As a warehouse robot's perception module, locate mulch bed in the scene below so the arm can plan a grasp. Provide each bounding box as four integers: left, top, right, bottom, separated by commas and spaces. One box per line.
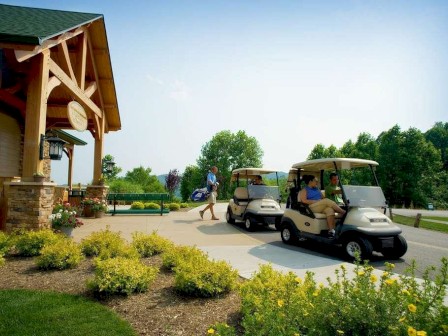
0, 255, 242, 335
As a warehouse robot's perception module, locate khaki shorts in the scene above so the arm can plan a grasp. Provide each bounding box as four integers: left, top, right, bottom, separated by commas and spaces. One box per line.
208, 191, 217, 204
309, 198, 337, 217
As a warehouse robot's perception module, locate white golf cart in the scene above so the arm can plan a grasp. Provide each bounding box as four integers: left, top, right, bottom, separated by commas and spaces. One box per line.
281, 158, 407, 260
226, 168, 284, 231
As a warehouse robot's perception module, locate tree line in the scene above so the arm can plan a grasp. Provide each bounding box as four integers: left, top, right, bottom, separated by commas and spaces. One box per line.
104, 122, 447, 209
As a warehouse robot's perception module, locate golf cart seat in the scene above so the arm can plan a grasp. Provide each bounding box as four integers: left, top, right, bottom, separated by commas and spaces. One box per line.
233, 187, 249, 205
296, 189, 344, 219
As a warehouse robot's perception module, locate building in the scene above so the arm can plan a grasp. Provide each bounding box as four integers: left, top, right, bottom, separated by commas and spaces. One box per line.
0, 4, 121, 231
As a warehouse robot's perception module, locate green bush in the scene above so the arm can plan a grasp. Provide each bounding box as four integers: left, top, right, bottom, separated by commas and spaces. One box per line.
161, 245, 208, 271
80, 228, 138, 259
88, 257, 158, 295
169, 203, 180, 211
12, 229, 61, 257
180, 203, 188, 208
239, 259, 448, 336
144, 202, 160, 210
0, 231, 12, 255
174, 257, 238, 297
36, 239, 84, 270
109, 179, 144, 194
0, 254, 5, 267
130, 201, 145, 210
131, 231, 174, 257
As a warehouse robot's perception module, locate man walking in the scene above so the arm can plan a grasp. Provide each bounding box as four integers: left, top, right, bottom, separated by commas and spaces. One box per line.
199, 166, 220, 220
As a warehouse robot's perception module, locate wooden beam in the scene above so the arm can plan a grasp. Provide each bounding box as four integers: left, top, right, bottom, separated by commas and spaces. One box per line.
46, 76, 61, 99
84, 81, 97, 98
57, 40, 77, 82
48, 58, 102, 119
14, 27, 85, 63
75, 30, 87, 90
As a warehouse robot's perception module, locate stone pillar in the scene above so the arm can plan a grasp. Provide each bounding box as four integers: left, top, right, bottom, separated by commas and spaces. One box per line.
85, 185, 109, 202
4, 181, 55, 232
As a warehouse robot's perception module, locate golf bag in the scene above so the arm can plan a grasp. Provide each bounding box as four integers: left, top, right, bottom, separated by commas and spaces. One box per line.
190, 187, 209, 202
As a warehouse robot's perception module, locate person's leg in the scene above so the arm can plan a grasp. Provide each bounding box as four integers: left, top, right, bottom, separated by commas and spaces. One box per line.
319, 199, 345, 215
210, 192, 219, 219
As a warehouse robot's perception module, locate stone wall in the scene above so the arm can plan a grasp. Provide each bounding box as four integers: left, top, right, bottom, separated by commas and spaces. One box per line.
85, 185, 109, 201
4, 181, 55, 231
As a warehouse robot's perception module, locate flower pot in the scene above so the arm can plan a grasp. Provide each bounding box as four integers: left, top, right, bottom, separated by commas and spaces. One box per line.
60, 226, 74, 236
34, 175, 45, 182
83, 204, 94, 218
94, 211, 105, 218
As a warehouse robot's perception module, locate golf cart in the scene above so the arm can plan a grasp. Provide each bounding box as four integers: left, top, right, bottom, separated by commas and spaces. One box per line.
226, 168, 284, 231
280, 158, 407, 260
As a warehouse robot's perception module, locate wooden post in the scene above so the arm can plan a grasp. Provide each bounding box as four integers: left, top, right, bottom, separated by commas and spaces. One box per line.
414, 213, 422, 228
389, 207, 393, 221
22, 50, 50, 180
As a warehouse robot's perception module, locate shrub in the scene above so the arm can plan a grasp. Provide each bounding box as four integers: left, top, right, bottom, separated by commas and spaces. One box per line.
207, 323, 236, 336
174, 257, 238, 297
161, 245, 208, 271
239, 258, 448, 336
169, 203, 180, 211
36, 239, 84, 270
131, 231, 174, 257
180, 203, 188, 208
0, 231, 12, 255
12, 229, 61, 257
130, 201, 145, 209
80, 228, 138, 259
88, 257, 158, 295
144, 202, 160, 210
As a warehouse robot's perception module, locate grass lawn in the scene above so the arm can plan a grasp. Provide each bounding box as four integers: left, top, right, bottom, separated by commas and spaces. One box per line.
0, 289, 136, 336
424, 216, 448, 221
392, 214, 448, 233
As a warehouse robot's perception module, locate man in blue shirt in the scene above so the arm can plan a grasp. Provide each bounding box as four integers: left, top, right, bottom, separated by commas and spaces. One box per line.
199, 166, 220, 220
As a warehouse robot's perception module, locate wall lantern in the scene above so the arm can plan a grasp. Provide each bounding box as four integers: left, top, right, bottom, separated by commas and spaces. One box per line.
102, 158, 116, 173
39, 134, 67, 160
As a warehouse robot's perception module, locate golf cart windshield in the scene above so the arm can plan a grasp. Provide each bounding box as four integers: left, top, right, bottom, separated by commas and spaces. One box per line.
343, 185, 387, 208
247, 185, 280, 201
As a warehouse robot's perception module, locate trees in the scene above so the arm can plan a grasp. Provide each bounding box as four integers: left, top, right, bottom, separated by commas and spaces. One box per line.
180, 165, 203, 202
425, 122, 448, 169
196, 130, 263, 199
165, 169, 181, 200
102, 154, 122, 181
125, 166, 164, 193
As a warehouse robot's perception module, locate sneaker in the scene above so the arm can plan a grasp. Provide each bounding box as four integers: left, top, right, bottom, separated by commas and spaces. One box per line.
328, 230, 335, 238
199, 210, 204, 219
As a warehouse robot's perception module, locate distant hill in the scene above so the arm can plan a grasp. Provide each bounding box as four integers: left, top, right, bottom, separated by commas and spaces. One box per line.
265, 171, 288, 180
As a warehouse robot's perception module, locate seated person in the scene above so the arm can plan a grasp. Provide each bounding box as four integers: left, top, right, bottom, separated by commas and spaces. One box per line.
251, 175, 265, 185
299, 174, 346, 237
325, 173, 343, 204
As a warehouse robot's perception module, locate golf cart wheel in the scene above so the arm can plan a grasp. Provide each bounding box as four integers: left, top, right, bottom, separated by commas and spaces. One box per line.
226, 207, 235, 224
281, 225, 297, 244
343, 236, 373, 261
244, 216, 255, 232
382, 235, 408, 259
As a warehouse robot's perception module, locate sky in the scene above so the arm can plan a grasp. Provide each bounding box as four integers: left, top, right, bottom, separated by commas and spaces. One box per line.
4, 0, 448, 184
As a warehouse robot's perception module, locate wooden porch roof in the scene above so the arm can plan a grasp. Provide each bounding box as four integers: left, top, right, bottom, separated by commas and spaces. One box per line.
0, 4, 121, 132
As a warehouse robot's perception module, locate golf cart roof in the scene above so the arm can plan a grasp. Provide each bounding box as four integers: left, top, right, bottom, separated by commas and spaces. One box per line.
231, 168, 280, 181
292, 158, 379, 172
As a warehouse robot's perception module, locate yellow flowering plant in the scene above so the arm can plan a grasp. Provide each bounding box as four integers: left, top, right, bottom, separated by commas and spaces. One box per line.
232, 257, 448, 336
